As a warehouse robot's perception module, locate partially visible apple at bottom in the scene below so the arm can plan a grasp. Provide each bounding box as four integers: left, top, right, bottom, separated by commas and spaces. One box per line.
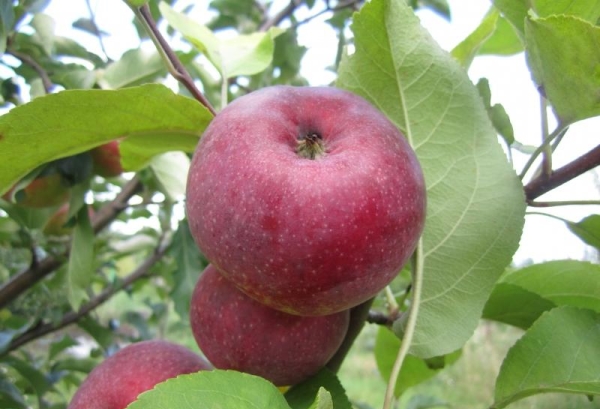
67, 340, 212, 409
190, 264, 350, 386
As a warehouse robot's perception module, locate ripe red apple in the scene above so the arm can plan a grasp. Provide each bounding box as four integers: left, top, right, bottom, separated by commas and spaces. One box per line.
190, 264, 350, 386
68, 340, 212, 409
91, 141, 123, 177
2, 173, 70, 208
186, 86, 426, 315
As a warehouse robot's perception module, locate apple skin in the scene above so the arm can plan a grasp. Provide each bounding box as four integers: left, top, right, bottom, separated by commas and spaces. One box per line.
68, 340, 212, 409
190, 264, 350, 386
91, 141, 123, 177
186, 86, 426, 315
2, 173, 70, 208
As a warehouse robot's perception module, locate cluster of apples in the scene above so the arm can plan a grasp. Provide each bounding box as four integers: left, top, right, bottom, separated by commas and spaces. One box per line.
67, 86, 426, 408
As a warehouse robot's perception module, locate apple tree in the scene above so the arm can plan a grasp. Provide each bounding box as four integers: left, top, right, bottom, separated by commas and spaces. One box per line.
0, 0, 599, 408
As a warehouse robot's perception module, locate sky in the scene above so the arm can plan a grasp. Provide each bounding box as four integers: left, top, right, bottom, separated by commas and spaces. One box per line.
39, 0, 600, 265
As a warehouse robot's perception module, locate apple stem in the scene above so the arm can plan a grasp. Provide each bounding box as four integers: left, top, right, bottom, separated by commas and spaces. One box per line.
296, 132, 326, 159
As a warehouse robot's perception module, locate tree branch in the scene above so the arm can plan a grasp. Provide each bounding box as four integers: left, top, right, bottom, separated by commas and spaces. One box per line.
524, 144, 600, 202
84, 0, 111, 62
3, 241, 169, 354
7, 50, 53, 94
0, 177, 143, 309
325, 298, 373, 373
134, 5, 217, 116
259, 0, 302, 31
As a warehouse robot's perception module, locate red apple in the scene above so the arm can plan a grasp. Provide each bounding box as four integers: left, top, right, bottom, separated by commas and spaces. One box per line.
3, 173, 70, 208
91, 141, 123, 177
186, 86, 426, 315
43, 204, 95, 236
68, 340, 212, 409
190, 265, 349, 386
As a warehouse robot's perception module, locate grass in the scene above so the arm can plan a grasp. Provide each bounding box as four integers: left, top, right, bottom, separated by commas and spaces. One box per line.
338, 321, 600, 409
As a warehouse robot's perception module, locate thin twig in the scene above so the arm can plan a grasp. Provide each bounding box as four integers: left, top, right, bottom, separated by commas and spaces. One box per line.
134, 5, 217, 116
7, 50, 53, 94
293, 0, 363, 28
540, 96, 552, 177
524, 144, 600, 201
259, 0, 302, 31
519, 126, 568, 181
84, 0, 111, 61
527, 200, 600, 207
0, 177, 143, 309
3, 241, 169, 354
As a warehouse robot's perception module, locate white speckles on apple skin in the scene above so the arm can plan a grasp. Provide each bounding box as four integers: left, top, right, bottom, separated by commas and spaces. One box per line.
190, 265, 350, 386
186, 86, 426, 316
67, 340, 211, 409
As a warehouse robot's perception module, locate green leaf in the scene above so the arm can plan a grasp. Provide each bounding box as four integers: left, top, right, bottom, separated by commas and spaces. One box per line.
149, 152, 190, 201
452, 9, 499, 68
478, 15, 524, 56
160, 2, 283, 78
0, 2, 14, 55
525, 15, 600, 124
77, 317, 114, 351
566, 215, 600, 250
482, 282, 556, 329
503, 260, 600, 313
476, 79, 514, 145
1, 356, 52, 398
0, 322, 32, 355
285, 368, 351, 409
374, 327, 460, 397
0, 84, 212, 195
0, 377, 27, 409
168, 220, 206, 320
49, 335, 79, 360
493, 0, 600, 36
492, 0, 529, 35
533, 0, 600, 24
307, 388, 333, 409
127, 370, 291, 409
101, 48, 166, 89
493, 306, 600, 408
67, 205, 94, 310
337, 0, 525, 358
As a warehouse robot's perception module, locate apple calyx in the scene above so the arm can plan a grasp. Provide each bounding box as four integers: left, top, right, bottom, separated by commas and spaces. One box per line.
296, 132, 325, 159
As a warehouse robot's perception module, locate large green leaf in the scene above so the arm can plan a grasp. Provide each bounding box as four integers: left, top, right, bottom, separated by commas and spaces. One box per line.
0, 84, 212, 195
482, 282, 556, 329
126, 370, 291, 409
493, 306, 600, 408
159, 3, 282, 79
503, 260, 600, 313
337, 0, 525, 358
374, 327, 460, 397
526, 15, 600, 124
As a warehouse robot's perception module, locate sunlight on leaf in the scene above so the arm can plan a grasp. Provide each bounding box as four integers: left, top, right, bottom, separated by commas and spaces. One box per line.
337, 0, 525, 358
493, 306, 600, 408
